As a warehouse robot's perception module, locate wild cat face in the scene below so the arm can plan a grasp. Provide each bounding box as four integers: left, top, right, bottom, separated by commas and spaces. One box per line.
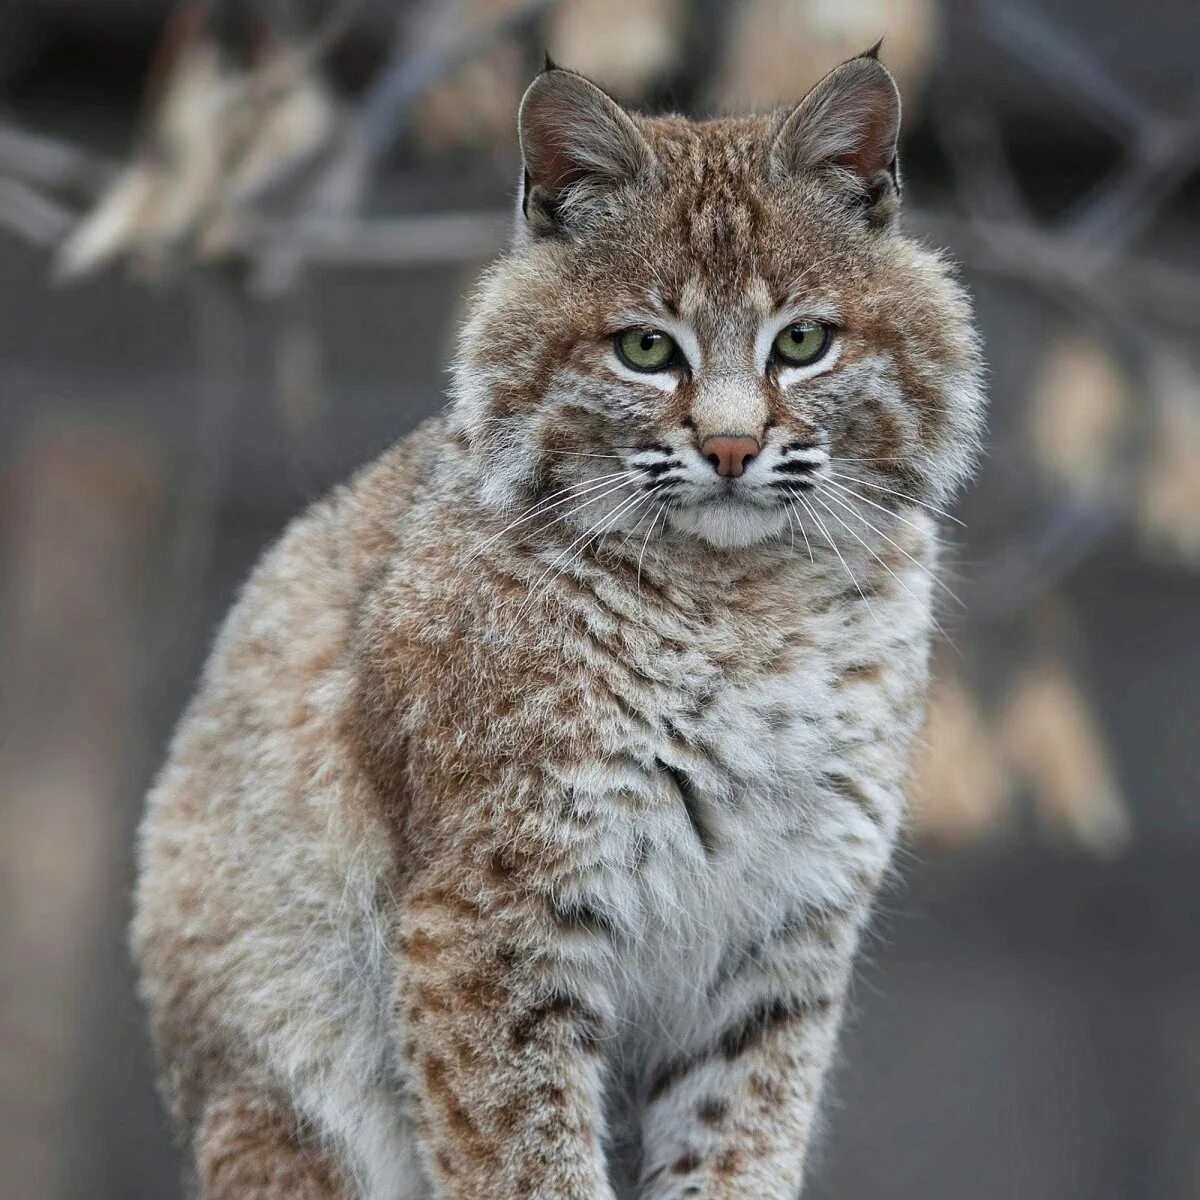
450, 53, 984, 551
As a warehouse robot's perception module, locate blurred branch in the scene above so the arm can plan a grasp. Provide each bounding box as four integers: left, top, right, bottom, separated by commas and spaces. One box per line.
913, 211, 1200, 333
0, 179, 77, 247
965, 502, 1118, 620
150, 269, 247, 662
978, 0, 1200, 257
0, 121, 116, 196
355, 0, 560, 159
1067, 109, 1200, 252
239, 209, 508, 266
979, 0, 1153, 135
935, 107, 1034, 225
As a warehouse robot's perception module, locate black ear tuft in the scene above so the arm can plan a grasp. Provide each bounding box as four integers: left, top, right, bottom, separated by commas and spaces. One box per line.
542, 50, 560, 73
861, 38, 885, 62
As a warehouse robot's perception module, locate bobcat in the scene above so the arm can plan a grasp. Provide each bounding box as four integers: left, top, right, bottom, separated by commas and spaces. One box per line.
134, 50, 984, 1199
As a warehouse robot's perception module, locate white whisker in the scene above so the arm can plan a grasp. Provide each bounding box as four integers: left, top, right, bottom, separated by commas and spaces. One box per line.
816, 484, 965, 608
465, 470, 644, 566
806, 490, 957, 649
785, 496, 815, 563
791, 489, 875, 622
615, 492, 659, 554
637, 502, 668, 595
821, 474, 949, 541
826, 468, 965, 527
518, 487, 647, 619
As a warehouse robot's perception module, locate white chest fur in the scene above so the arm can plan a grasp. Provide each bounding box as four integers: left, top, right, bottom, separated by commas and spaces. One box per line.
545, 640, 897, 1052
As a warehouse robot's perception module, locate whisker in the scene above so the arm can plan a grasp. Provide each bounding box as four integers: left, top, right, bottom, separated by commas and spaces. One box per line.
790, 489, 876, 622
826, 469, 966, 527
637, 502, 668, 595
807, 491, 958, 650
815, 484, 965, 608
465, 470, 644, 565
785, 496, 814, 563
540, 450, 628, 460
518, 488, 647, 619
820, 475, 949, 541
615, 491, 659, 554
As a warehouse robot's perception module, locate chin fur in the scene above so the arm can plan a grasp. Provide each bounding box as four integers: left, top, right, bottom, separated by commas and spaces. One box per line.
667, 503, 790, 549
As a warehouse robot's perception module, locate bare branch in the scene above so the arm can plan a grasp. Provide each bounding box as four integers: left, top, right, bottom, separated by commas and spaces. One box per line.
1066, 110, 1200, 252
0, 179, 78, 247
239, 209, 509, 267
912, 210, 1200, 334
0, 121, 116, 196
979, 0, 1153, 135
356, 0, 562, 159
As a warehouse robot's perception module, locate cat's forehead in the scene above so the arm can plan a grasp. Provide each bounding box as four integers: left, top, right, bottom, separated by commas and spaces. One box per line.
636, 114, 772, 177
610, 114, 844, 316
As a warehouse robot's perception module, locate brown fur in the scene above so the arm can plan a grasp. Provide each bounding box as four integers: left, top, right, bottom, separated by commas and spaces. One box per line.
134, 55, 983, 1199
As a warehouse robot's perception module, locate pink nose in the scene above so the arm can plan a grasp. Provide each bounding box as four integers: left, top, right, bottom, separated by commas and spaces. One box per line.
700, 435, 760, 478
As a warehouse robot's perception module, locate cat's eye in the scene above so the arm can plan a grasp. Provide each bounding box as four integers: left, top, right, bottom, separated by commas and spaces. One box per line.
615, 328, 679, 373
772, 321, 833, 368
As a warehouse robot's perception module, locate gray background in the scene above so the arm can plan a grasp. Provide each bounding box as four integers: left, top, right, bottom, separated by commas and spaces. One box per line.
1, 2, 1197, 1197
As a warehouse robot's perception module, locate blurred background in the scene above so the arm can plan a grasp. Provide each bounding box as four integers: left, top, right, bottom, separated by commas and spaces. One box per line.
1, 1, 1198, 1197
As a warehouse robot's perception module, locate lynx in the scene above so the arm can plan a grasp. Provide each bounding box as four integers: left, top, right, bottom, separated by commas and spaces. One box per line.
134, 50, 983, 1199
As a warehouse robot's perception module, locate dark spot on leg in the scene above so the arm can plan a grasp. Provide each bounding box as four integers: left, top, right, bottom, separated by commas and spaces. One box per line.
510, 992, 605, 1053
718, 994, 831, 1061
712, 1147, 743, 1177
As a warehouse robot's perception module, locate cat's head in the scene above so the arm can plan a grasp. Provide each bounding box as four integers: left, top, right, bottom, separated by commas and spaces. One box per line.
450, 51, 983, 551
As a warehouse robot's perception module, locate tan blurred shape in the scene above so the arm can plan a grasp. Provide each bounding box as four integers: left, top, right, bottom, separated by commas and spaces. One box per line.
57, 8, 343, 279
913, 646, 1132, 856
709, 0, 939, 115
1136, 348, 1200, 565
0, 425, 164, 1199
409, 0, 530, 156
910, 665, 1011, 845
547, 0, 687, 101
411, 0, 688, 157
1029, 331, 1131, 504
1000, 657, 1132, 855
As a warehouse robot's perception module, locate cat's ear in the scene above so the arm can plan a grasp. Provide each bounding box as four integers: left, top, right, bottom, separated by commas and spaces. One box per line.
517, 65, 653, 236
768, 47, 902, 224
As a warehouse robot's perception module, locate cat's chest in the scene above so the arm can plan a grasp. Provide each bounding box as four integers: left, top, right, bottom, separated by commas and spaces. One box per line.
568, 640, 852, 1001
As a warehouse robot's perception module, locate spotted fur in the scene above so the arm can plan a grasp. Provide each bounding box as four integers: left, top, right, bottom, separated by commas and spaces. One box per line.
134, 51, 983, 1199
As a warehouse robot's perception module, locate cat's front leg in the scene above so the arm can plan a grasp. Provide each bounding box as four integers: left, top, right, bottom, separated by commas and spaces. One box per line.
398, 880, 617, 1200
637, 973, 850, 1200
636, 769, 897, 1198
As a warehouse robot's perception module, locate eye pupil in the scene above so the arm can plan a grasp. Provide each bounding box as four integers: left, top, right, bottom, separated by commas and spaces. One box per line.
641, 334, 655, 351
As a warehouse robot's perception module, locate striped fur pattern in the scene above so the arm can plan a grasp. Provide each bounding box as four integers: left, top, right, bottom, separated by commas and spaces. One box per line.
133, 52, 984, 1200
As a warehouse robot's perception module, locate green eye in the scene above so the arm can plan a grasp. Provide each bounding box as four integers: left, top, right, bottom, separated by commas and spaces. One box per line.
773, 321, 833, 367
615, 328, 678, 372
